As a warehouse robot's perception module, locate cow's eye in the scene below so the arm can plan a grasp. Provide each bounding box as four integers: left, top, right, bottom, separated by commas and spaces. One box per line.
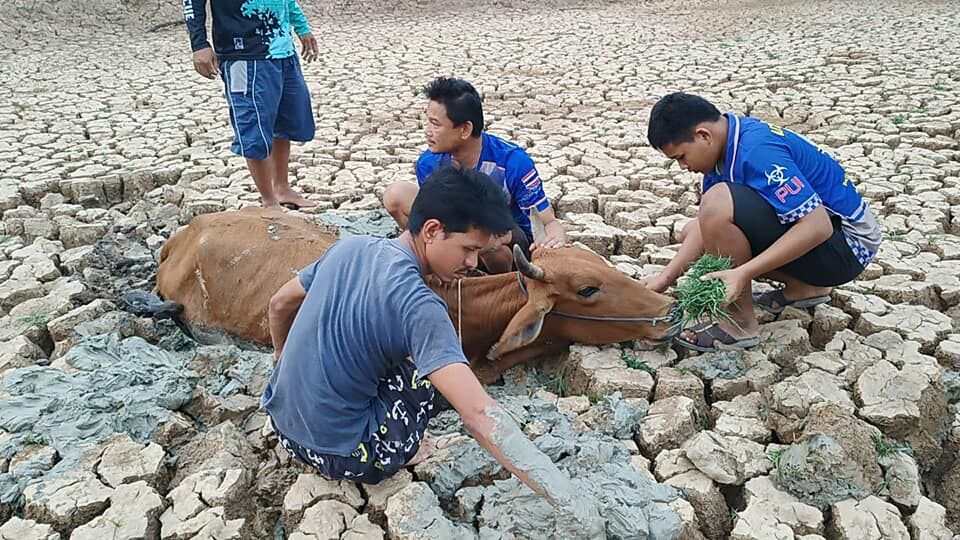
577, 286, 600, 298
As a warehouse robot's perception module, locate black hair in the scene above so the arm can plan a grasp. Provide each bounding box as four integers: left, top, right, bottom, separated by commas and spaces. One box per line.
647, 93, 722, 149
408, 166, 513, 236
422, 76, 484, 137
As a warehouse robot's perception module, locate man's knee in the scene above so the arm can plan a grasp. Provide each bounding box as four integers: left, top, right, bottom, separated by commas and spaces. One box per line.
678, 219, 699, 242
698, 183, 734, 227
383, 181, 418, 214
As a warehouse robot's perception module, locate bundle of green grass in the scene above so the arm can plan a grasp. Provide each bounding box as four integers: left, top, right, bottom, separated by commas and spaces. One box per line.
672, 254, 736, 327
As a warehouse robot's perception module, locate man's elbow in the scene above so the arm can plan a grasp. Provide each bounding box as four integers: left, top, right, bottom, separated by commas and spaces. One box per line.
802, 209, 834, 245
460, 410, 483, 436
816, 217, 834, 244
459, 400, 497, 436
268, 292, 297, 321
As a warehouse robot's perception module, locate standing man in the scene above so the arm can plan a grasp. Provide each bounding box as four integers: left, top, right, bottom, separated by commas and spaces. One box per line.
383, 77, 567, 274
264, 167, 602, 534
643, 93, 881, 352
184, 0, 319, 209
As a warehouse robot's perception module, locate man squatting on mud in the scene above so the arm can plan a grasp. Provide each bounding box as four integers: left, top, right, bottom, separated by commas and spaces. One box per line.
263, 168, 604, 534
642, 93, 880, 352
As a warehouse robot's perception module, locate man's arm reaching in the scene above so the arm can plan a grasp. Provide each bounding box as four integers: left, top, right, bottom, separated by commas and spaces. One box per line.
427, 362, 604, 534
642, 218, 704, 292
268, 277, 307, 361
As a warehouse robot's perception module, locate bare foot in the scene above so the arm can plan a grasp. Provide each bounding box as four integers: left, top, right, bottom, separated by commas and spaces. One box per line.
404, 437, 435, 467
275, 188, 319, 209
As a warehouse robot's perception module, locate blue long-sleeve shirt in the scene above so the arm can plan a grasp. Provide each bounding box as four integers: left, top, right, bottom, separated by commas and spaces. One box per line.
183, 0, 311, 60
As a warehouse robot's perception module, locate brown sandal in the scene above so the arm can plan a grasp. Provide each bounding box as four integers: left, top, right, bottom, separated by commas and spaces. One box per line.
675, 323, 760, 353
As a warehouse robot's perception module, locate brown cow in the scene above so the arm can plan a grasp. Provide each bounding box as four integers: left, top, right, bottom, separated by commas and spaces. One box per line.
156, 207, 678, 380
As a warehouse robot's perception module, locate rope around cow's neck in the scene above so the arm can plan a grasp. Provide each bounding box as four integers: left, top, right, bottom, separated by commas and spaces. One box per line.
514, 270, 681, 326
449, 272, 678, 351
457, 278, 463, 346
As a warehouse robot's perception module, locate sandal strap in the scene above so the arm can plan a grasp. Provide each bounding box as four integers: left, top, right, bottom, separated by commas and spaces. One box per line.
683, 323, 735, 348
702, 323, 741, 345
754, 289, 788, 310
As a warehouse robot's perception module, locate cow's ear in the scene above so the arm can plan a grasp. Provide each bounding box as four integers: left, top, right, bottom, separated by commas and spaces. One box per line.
488, 296, 554, 359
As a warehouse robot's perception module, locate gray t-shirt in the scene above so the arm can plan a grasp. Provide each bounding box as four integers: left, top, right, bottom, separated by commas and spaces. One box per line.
262, 235, 468, 456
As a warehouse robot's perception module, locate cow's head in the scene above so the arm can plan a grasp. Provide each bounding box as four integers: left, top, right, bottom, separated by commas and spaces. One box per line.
488, 244, 679, 359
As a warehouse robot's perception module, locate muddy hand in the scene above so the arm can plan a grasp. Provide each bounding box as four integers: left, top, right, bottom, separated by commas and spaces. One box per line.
554, 496, 605, 539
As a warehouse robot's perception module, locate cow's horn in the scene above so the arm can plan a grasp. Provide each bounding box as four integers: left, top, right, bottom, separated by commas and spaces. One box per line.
513, 244, 544, 280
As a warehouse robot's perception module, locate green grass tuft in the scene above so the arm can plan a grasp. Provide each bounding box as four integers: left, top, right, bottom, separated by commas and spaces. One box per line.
554, 371, 568, 398
874, 435, 913, 458
621, 350, 654, 374
766, 448, 783, 468
672, 254, 736, 327
22, 433, 45, 446
18, 311, 49, 329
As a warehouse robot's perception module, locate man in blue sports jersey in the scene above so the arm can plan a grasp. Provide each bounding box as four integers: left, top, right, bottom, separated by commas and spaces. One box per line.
642, 93, 881, 352
383, 77, 567, 274
184, 0, 319, 210
264, 167, 603, 533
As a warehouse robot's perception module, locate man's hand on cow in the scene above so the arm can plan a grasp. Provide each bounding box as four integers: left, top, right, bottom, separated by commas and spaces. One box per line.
192, 47, 219, 79
640, 272, 674, 293
700, 267, 751, 305
531, 220, 567, 251
299, 33, 319, 63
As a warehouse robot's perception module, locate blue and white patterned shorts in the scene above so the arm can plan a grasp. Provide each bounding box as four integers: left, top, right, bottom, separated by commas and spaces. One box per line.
273, 360, 435, 485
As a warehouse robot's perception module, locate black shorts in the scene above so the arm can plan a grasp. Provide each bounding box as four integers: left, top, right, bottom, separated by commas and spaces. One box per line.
272, 360, 435, 484
728, 182, 865, 287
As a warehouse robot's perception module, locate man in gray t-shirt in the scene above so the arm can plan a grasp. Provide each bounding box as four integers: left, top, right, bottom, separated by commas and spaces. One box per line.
263, 167, 603, 533
262, 233, 467, 470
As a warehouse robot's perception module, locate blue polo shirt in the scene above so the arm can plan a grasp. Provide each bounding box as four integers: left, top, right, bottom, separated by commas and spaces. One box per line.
416, 132, 551, 238
703, 113, 882, 267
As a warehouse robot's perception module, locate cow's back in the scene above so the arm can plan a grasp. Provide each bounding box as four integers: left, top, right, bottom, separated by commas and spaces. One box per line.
156, 207, 337, 344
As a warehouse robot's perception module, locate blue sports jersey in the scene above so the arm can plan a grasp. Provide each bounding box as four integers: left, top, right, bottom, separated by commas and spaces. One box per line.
703, 113, 882, 267
415, 132, 550, 238
184, 0, 310, 60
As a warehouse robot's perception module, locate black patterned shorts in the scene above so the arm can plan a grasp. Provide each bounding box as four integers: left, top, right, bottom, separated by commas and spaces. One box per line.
272, 360, 435, 484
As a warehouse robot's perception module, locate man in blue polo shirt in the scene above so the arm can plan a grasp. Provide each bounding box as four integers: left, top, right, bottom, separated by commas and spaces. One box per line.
184, 0, 319, 209
642, 93, 881, 352
383, 77, 567, 274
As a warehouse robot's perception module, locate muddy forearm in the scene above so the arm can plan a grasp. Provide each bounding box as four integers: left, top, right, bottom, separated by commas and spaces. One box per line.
464, 405, 605, 535
463, 404, 572, 504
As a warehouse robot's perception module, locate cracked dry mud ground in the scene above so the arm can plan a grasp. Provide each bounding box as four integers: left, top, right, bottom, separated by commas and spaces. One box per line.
1, 1, 959, 539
